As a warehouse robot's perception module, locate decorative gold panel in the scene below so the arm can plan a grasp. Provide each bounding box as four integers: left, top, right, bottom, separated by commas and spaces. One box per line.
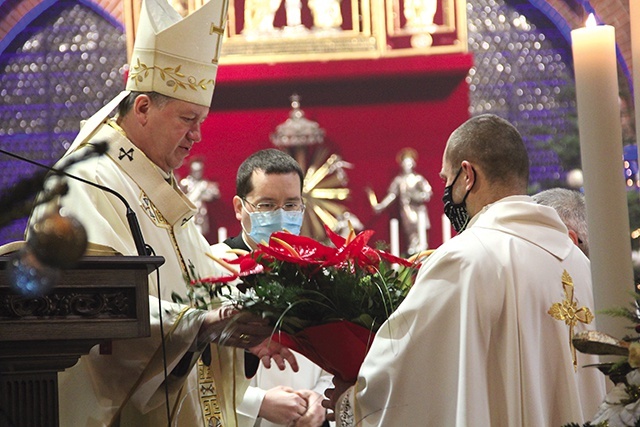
124, 0, 466, 65
381, 0, 466, 57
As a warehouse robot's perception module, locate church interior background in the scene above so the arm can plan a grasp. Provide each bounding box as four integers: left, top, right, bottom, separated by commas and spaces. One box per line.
0, 0, 637, 257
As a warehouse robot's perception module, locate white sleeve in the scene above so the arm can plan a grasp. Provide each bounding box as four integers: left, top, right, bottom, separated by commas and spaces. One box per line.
236, 385, 267, 427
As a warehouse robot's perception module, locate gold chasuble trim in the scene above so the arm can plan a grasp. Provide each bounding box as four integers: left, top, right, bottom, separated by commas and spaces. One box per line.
102, 126, 196, 227
102, 125, 196, 275
198, 359, 224, 426
548, 270, 594, 371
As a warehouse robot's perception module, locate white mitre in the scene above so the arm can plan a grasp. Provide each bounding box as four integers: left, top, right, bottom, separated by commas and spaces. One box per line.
66, 0, 228, 154
127, 0, 228, 107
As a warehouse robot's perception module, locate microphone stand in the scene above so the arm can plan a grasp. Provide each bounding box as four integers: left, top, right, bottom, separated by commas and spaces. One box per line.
0, 144, 149, 256
1, 144, 172, 424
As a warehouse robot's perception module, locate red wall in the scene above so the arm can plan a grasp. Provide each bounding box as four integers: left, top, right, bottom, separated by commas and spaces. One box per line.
179, 53, 473, 251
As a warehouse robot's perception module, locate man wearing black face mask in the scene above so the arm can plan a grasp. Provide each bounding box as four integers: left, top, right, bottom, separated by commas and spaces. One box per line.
441, 166, 474, 233
324, 114, 605, 427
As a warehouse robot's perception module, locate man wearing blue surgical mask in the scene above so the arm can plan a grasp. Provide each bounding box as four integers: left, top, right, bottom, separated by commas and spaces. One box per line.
213, 148, 332, 427
226, 149, 305, 250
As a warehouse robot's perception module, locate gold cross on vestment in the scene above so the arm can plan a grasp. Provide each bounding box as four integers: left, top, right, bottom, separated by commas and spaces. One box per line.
548, 270, 594, 371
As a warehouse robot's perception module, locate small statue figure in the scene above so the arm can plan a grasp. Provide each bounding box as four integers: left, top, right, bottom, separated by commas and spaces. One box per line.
308, 0, 343, 31
243, 0, 306, 36
367, 148, 432, 255
403, 0, 438, 31
243, 0, 281, 35
180, 159, 220, 235
284, 0, 305, 31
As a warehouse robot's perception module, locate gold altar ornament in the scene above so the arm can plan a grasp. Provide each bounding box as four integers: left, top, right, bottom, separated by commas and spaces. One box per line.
124, 0, 466, 64
271, 95, 353, 239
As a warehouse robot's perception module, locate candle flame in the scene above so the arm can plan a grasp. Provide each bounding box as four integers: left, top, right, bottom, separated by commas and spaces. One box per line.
585, 13, 597, 28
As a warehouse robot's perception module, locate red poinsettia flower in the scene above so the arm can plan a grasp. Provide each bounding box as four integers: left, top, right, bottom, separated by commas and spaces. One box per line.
189, 224, 422, 383
255, 231, 338, 266
226, 254, 267, 276
323, 225, 415, 269
194, 252, 268, 286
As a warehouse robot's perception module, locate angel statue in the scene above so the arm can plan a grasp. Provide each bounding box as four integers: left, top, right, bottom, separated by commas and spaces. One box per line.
403, 0, 438, 31
180, 158, 220, 235
367, 148, 432, 255
309, 0, 343, 32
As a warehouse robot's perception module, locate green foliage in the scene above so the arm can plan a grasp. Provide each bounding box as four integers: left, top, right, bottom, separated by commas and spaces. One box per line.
228, 258, 417, 335
599, 305, 639, 323
173, 260, 230, 310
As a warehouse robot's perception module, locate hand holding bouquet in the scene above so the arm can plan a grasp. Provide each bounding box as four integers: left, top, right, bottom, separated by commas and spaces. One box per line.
195, 226, 422, 381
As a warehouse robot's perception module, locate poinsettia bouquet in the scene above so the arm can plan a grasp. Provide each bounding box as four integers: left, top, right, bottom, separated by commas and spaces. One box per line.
194, 225, 422, 381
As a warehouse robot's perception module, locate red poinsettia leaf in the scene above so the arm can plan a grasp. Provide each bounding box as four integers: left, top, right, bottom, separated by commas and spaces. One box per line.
258, 244, 316, 266
271, 231, 337, 260
257, 232, 336, 266
222, 253, 268, 276
376, 248, 415, 267
324, 224, 414, 268
323, 230, 376, 268
324, 224, 346, 247
238, 258, 266, 276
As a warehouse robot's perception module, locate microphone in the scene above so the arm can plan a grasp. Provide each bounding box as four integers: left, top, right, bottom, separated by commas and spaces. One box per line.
0, 142, 149, 256
0, 142, 107, 227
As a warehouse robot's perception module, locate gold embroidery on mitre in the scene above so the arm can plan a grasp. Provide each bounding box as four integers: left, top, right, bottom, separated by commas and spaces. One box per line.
129, 58, 215, 92
548, 270, 594, 371
198, 359, 223, 427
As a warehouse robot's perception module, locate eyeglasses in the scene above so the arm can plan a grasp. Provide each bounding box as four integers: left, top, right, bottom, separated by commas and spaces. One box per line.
241, 198, 305, 213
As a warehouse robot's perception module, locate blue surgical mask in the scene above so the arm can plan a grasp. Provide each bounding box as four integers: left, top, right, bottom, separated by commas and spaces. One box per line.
245, 209, 304, 245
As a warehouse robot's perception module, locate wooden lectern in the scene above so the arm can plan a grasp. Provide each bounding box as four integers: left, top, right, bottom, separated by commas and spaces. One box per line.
0, 255, 164, 427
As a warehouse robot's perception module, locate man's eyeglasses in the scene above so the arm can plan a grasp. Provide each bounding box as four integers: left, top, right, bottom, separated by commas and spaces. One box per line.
241, 198, 305, 213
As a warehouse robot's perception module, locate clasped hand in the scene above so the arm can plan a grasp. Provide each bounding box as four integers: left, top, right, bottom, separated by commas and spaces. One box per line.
259, 386, 326, 427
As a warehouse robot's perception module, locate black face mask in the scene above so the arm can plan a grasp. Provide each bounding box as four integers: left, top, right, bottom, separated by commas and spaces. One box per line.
442, 167, 472, 233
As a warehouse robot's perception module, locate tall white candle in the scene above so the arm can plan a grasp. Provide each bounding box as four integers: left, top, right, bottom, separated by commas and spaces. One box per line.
417, 211, 428, 250
217, 226, 227, 243
571, 15, 634, 337
390, 218, 400, 257
441, 214, 451, 242
632, 0, 640, 168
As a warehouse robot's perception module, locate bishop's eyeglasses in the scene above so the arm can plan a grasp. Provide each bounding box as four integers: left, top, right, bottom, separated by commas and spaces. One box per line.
241, 198, 305, 213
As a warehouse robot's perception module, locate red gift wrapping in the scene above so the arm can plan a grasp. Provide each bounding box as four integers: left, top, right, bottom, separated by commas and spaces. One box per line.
272, 320, 375, 383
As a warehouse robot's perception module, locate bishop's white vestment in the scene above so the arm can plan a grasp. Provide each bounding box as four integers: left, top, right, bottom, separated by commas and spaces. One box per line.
336, 196, 606, 426
29, 122, 248, 427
